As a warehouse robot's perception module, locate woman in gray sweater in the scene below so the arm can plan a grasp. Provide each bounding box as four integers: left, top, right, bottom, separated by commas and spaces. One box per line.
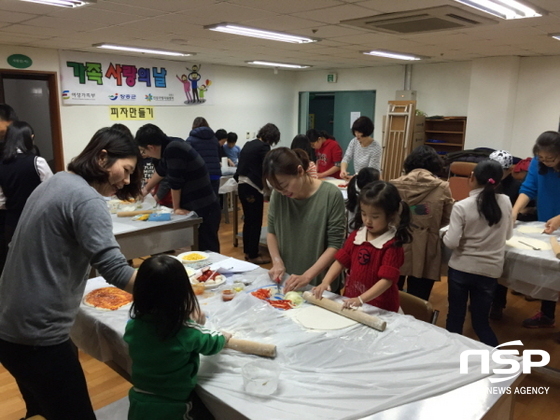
0, 127, 142, 420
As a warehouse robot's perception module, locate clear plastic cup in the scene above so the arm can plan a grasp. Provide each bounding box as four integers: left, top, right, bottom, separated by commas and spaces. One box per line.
242, 360, 280, 396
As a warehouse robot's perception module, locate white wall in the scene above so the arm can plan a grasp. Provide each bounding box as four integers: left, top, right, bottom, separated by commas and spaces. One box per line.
3, 44, 560, 163
411, 61, 472, 116
294, 66, 405, 141
511, 56, 560, 158
0, 45, 297, 165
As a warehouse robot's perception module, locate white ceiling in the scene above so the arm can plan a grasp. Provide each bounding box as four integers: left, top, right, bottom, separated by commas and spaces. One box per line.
1, 0, 560, 69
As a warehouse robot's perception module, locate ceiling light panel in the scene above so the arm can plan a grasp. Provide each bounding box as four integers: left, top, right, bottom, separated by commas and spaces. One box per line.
454, 0, 545, 20
363, 50, 426, 61
19, 0, 95, 8
246, 61, 310, 69
94, 44, 192, 57
206, 23, 318, 44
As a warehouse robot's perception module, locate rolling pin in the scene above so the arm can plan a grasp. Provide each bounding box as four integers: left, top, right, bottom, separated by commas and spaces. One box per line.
116, 209, 155, 217
550, 237, 560, 259
226, 338, 277, 358
302, 291, 386, 332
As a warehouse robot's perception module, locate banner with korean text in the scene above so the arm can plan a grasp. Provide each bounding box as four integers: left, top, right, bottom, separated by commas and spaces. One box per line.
59, 50, 214, 106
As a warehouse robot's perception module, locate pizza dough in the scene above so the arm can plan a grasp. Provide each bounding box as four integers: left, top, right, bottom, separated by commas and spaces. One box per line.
517, 225, 545, 234
506, 236, 551, 251
83, 287, 133, 311
294, 305, 358, 330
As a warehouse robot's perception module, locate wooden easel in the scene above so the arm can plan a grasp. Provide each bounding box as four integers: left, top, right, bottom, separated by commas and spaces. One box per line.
381, 100, 416, 181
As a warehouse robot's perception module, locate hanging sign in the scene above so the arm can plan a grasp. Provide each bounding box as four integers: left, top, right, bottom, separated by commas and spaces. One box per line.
109, 106, 154, 121
7, 54, 32, 69
59, 50, 214, 106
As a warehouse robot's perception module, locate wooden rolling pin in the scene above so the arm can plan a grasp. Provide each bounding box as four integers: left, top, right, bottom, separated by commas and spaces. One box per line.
116, 209, 155, 217
302, 291, 386, 332
226, 338, 277, 358
550, 237, 560, 259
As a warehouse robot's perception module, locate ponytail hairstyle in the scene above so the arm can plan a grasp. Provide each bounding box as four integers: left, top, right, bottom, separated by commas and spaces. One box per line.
262, 147, 309, 193
532, 131, 560, 175
346, 167, 380, 214
353, 181, 412, 246
473, 159, 504, 226
290, 134, 315, 162
130, 255, 200, 341
2, 121, 34, 162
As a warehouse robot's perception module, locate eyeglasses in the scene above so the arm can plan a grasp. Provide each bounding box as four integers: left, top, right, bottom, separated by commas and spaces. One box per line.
538, 155, 559, 163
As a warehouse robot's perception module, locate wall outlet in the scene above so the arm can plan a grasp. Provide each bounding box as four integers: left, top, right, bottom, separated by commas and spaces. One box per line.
246, 132, 250, 139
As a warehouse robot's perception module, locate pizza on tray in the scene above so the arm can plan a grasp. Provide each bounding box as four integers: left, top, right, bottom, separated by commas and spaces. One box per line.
83, 287, 132, 311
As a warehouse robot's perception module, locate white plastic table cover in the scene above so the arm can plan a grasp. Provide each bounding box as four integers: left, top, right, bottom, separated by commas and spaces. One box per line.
500, 221, 560, 301
71, 253, 512, 420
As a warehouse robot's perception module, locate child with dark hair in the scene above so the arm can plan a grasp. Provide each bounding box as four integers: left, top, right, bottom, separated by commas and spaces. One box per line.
291, 134, 317, 178
391, 145, 454, 301
223, 131, 240, 166
346, 167, 380, 232
313, 181, 412, 312
290, 134, 316, 162
444, 160, 513, 346
125, 255, 230, 420
307, 129, 342, 179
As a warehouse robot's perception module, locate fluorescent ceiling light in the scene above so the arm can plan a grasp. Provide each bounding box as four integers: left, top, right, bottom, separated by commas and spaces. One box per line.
246, 61, 310, 69
363, 50, 425, 61
454, 0, 544, 20
19, 0, 94, 7
206, 23, 318, 44
94, 44, 193, 57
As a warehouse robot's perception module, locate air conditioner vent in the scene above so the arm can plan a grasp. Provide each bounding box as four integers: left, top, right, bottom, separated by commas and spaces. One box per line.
341, 5, 497, 34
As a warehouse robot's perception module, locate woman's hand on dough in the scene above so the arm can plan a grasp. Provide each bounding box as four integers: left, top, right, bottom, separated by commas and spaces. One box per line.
544, 215, 560, 234
284, 274, 311, 293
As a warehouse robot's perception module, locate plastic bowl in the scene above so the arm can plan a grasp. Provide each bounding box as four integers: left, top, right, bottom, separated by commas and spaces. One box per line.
242, 360, 280, 396
192, 283, 205, 295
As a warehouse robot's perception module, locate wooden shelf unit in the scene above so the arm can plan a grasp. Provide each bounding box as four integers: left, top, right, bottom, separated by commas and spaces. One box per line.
424, 117, 466, 156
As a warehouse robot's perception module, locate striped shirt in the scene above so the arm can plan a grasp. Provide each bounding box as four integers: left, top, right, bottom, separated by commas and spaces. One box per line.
342, 138, 382, 172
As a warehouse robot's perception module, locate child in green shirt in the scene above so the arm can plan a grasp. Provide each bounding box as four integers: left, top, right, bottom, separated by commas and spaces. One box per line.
124, 255, 230, 420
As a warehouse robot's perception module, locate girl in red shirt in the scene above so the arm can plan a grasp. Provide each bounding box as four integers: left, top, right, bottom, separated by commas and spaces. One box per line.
313, 181, 411, 312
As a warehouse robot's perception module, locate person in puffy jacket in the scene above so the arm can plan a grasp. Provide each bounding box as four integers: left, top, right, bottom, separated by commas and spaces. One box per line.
391, 145, 454, 301
187, 117, 221, 198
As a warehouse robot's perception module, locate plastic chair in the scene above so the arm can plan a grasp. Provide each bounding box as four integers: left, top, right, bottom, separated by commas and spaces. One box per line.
399, 291, 439, 324
448, 161, 477, 201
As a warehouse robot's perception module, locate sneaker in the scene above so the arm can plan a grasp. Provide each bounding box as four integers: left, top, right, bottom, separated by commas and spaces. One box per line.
489, 305, 503, 321
522, 312, 555, 328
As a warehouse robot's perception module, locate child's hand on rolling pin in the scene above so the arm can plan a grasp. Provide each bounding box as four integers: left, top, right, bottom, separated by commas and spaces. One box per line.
342, 297, 363, 309
311, 283, 330, 300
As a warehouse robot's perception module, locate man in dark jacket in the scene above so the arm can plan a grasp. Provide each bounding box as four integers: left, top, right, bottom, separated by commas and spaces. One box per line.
136, 123, 221, 253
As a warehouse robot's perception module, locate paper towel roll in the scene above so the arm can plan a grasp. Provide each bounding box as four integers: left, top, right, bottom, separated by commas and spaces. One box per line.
221, 157, 228, 168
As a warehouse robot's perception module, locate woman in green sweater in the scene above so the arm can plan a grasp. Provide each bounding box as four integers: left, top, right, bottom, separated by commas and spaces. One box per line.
264, 147, 346, 292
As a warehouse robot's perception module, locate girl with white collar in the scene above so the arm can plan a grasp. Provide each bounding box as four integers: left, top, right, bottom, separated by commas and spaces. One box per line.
313, 181, 411, 312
